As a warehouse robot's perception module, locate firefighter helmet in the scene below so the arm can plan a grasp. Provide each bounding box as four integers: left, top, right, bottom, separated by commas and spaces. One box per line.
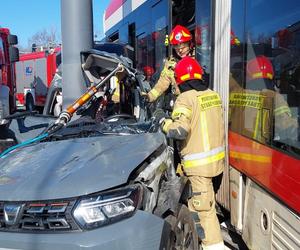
174, 57, 204, 85
169, 25, 192, 45
247, 55, 274, 80
143, 66, 154, 77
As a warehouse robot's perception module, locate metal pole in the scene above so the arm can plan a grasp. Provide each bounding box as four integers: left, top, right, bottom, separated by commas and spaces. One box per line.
61, 0, 93, 109
212, 0, 231, 211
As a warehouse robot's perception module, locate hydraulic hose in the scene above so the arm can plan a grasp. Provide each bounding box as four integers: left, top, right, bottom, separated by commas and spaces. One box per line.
0, 132, 49, 158
0, 63, 126, 159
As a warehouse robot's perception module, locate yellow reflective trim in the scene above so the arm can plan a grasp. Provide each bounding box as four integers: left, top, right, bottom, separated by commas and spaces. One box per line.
198, 93, 222, 110
180, 73, 202, 82
230, 151, 271, 163
251, 72, 273, 80
183, 151, 225, 168
253, 109, 261, 140
200, 111, 210, 151
262, 109, 269, 136
172, 107, 192, 119
274, 106, 291, 116
266, 73, 273, 79
180, 74, 190, 81
182, 30, 191, 38
194, 73, 202, 79
150, 89, 160, 98
252, 72, 262, 79
229, 92, 264, 109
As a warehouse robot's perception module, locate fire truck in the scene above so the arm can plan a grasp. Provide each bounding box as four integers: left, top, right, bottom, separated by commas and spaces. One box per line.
0, 27, 19, 118
104, 0, 300, 249
15, 47, 61, 112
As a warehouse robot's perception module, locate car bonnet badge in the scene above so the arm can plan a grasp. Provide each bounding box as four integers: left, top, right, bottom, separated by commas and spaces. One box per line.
4, 204, 24, 226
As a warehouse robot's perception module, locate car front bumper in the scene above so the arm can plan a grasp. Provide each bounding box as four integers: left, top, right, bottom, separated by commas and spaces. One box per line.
0, 211, 170, 250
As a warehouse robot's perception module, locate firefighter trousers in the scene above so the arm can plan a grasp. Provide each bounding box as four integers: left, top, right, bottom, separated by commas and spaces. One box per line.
188, 175, 224, 248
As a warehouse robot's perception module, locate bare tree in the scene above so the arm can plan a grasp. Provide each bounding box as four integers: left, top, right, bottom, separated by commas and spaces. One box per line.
28, 27, 60, 51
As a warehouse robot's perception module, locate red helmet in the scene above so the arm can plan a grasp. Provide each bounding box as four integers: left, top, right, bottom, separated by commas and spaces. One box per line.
169, 25, 192, 45
174, 57, 204, 85
246, 56, 274, 81
143, 66, 154, 77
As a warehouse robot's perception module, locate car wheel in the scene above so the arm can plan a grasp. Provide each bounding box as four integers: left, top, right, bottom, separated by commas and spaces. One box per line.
165, 204, 199, 250
26, 94, 35, 111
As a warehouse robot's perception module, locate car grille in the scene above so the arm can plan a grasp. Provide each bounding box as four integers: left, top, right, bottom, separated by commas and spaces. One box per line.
0, 199, 80, 232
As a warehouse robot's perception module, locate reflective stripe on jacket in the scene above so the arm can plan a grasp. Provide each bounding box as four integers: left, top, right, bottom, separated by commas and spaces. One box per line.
165, 89, 225, 177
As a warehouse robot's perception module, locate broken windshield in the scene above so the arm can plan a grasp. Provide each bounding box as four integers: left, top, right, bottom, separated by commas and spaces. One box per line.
44, 116, 156, 141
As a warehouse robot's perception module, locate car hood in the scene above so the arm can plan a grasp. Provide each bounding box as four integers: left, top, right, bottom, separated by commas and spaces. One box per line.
0, 133, 165, 201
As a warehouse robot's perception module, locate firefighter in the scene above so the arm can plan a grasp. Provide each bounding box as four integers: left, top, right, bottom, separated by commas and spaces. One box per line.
161, 57, 225, 249
142, 25, 194, 103
229, 55, 298, 144
143, 65, 155, 82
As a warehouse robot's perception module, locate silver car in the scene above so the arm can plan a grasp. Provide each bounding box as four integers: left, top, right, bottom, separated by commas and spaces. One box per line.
0, 49, 198, 250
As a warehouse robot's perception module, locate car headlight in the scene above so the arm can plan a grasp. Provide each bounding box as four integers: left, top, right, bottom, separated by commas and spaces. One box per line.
73, 184, 142, 230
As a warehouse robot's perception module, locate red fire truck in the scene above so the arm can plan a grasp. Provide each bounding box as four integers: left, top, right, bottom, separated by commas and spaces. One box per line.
15, 47, 61, 112
0, 27, 19, 118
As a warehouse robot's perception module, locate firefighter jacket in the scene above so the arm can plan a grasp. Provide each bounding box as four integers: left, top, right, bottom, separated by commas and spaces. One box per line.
229, 88, 297, 144
110, 76, 120, 103
148, 51, 195, 102
164, 89, 225, 177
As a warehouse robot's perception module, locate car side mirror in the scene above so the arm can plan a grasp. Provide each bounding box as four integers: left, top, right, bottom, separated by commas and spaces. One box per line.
9, 46, 19, 62
7, 35, 18, 45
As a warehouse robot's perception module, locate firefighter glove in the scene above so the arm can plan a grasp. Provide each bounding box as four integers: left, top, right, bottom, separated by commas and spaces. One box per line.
161, 118, 172, 133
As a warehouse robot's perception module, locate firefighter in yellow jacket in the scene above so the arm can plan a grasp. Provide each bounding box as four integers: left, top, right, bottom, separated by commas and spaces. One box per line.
143, 25, 194, 102
229, 55, 298, 144
162, 57, 225, 249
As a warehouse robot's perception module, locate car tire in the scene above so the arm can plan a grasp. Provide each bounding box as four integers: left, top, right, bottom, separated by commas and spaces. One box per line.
165, 204, 199, 250
26, 94, 35, 112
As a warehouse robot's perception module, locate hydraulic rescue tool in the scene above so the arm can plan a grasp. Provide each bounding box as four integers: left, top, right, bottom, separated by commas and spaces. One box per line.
0, 62, 127, 158
45, 63, 125, 134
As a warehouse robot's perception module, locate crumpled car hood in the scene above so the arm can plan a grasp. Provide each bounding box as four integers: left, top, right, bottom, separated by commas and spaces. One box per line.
0, 133, 165, 201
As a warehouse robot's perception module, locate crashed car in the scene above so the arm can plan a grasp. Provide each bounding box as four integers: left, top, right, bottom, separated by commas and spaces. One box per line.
0, 49, 199, 249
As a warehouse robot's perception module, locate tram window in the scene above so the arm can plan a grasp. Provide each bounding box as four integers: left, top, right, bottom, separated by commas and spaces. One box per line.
108, 32, 119, 43
152, 28, 168, 81
172, 0, 195, 27
229, 0, 300, 157
151, 2, 168, 85
136, 26, 155, 76
195, 0, 211, 86
128, 23, 135, 48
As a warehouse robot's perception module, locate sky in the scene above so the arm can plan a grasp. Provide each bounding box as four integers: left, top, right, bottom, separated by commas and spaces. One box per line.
0, 0, 111, 49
